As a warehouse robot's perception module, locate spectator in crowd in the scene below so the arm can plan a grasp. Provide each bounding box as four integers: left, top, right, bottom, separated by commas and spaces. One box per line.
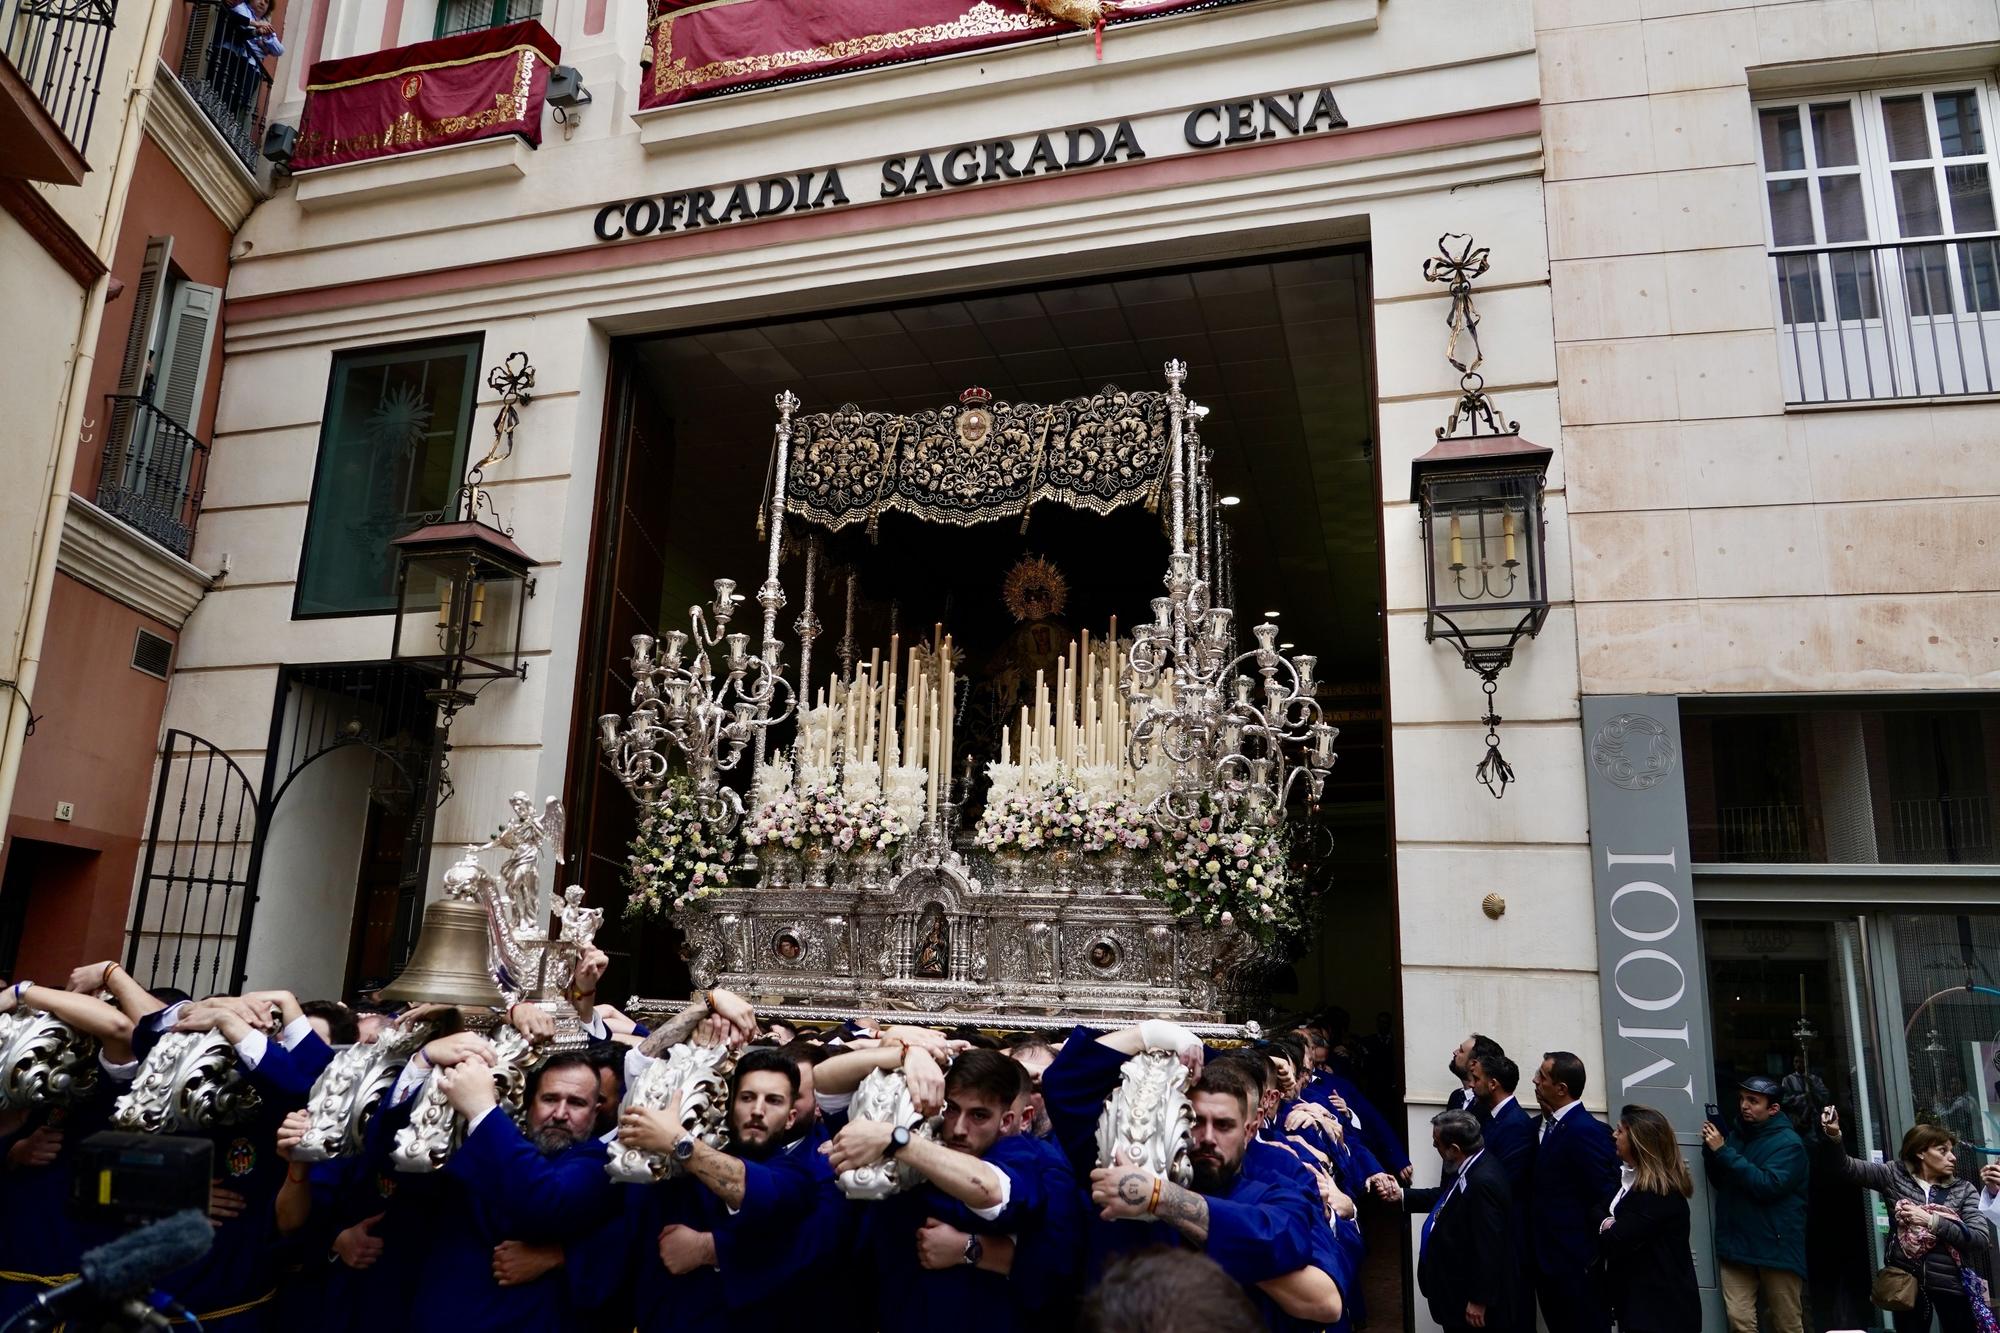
1702, 1075, 1809, 1333
1597, 1105, 1699, 1333
1402, 1108, 1514, 1333
1529, 1051, 1619, 1333
1821, 1111, 1995, 1333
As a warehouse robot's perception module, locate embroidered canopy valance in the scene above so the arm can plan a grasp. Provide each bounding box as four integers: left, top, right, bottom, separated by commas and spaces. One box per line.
782, 385, 1172, 532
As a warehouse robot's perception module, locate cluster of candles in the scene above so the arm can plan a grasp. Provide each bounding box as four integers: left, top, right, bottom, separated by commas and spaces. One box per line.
997, 620, 1163, 784
795, 626, 959, 819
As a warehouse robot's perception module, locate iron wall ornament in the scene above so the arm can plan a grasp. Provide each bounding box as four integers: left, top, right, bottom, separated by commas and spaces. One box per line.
606, 1041, 734, 1183
1094, 1049, 1194, 1185
1412, 234, 1554, 799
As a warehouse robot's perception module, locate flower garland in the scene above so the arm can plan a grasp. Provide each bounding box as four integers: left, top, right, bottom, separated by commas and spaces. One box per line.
972, 775, 1091, 853
1148, 801, 1294, 938
745, 783, 908, 855
1082, 795, 1153, 855
623, 779, 738, 918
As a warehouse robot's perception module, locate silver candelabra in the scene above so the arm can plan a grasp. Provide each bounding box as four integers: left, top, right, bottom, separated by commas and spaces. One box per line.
1125, 360, 1338, 829
597, 392, 801, 829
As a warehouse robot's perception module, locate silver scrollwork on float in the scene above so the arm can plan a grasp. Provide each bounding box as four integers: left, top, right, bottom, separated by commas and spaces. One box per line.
837, 1067, 935, 1201
112, 1031, 262, 1134
605, 1042, 733, 1184
0, 1009, 100, 1110
1095, 1050, 1194, 1185
390, 1023, 537, 1174
291, 1021, 434, 1163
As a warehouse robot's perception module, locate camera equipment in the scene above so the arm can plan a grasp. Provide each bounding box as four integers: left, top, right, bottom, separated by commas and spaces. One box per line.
0, 1209, 213, 1332
71, 1132, 212, 1224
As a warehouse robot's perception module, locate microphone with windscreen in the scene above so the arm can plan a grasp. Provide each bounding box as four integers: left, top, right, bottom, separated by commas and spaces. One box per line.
4, 1209, 213, 1332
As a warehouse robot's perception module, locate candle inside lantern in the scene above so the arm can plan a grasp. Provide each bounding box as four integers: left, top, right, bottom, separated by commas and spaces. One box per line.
1449, 513, 1464, 568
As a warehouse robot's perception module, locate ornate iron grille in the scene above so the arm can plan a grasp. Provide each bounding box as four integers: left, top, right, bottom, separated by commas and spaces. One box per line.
1, 0, 117, 157
174, 0, 273, 171
98, 395, 209, 559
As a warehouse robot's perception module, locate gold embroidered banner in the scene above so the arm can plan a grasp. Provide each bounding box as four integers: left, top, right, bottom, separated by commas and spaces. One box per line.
643, 0, 1253, 110
292, 20, 560, 171
785, 385, 1171, 532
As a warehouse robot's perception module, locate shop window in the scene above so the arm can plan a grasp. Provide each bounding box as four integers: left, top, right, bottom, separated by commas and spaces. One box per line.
1756, 82, 2000, 402
434, 0, 540, 39
295, 336, 482, 618
1686, 701, 2000, 865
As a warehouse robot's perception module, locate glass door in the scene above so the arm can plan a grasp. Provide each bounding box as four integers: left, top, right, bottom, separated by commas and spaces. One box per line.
1702, 916, 1892, 1332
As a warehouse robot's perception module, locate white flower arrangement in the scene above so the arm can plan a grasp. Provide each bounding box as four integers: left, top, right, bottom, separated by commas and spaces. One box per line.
1149, 798, 1295, 939
623, 778, 738, 918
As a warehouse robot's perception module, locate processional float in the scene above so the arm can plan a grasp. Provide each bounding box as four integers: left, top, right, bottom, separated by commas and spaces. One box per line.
595, 361, 1338, 1191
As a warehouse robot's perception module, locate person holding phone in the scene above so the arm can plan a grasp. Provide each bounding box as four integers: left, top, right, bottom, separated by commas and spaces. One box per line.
1822, 1109, 1994, 1333
1700, 1076, 1809, 1333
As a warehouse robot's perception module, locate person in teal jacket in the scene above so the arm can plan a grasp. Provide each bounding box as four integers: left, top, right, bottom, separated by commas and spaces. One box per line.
1700, 1075, 1809, 1333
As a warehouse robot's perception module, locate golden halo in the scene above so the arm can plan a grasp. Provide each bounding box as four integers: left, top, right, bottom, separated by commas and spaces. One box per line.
1002, 555, 1068, 623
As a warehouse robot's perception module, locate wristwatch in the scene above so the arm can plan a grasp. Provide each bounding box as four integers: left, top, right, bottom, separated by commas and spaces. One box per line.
884, 1124, 912, 1158
962, 1236, 983, 1266
672, 1136, 697, 1163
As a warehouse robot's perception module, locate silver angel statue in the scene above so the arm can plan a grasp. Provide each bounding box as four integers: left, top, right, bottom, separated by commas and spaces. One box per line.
292, 1021, 434, 1162
112, 1031, 262, 1135
0, 1009, 99, 1110
605, 1042, 733, 1184
1095, 1050, 1194, 1186
390, 1024, 537, 1173
479, 793, 564, 932
837, 1068, 934, 1200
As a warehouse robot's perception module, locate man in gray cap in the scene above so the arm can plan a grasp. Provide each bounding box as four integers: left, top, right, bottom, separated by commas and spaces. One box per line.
1700, 1074, 1809, 1333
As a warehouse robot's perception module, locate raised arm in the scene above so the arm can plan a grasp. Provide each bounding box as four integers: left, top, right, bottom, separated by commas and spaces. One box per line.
66, 960, 164, 1021
3, 983, 135, 1062
1256, 1266, 1344, 1325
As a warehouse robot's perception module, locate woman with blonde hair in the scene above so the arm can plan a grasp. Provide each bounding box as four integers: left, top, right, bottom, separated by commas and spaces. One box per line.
1597, 1104, 1700, 1332
1823, 1111, 1995, 1333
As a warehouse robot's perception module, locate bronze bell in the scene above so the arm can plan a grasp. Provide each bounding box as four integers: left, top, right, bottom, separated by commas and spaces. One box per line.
378, 896, 508, 1008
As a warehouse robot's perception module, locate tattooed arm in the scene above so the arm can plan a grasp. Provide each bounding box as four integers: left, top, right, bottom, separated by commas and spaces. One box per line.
1088, 1165, 1211, 1244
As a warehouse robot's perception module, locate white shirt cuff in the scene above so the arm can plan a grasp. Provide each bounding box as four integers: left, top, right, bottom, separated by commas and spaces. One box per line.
389, 1057, 430, 1106
584, 1013, 610, 1041
623, 1046, 655, 1089
467, 1105, 497, 1135
817, 1090, 854, 1117
279, 1015, 314, 1050
967, 1164, 1012, 1222
156, 1000, 189, 1030
99, 1052, 141, 1081
233, 1028, 269, 1069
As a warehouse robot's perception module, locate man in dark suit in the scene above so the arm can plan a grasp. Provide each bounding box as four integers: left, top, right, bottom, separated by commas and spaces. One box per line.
1401, 1109, 1515, 1333
1446, 1035, 1505, 1115
1469, 1053, 1536, 1333
1528, 1052, 1620, 1333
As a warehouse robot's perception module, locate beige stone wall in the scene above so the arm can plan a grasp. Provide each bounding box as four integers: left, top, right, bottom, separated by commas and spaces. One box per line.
1538, 0, 2000, 696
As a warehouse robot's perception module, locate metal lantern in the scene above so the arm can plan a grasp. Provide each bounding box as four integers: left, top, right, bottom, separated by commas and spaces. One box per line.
1413, 233, 1553, 798
390, 519, 536, 717
1410, 432, 1552, 676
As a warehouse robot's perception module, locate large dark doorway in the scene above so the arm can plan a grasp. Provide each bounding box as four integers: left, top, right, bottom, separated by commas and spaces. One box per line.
569, 243, 1391, 1024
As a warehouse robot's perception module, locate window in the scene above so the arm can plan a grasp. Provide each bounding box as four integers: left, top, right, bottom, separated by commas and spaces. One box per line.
1756, 82, 2000, 402
434, 0, 539, 39
97, 235, 221, 556
295, 336, 483, 617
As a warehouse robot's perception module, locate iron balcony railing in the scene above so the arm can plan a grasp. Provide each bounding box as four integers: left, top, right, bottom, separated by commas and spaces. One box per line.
1773, 234, 2000, 405
1, 0, 118, 157
98, 395, 209, 559
1886, 794, 1996, 865
174, 0, 274, 171
1714, 803, 1811, 863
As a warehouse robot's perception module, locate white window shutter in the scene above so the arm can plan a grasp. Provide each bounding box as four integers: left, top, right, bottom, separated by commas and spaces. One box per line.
154, 281, 221, 435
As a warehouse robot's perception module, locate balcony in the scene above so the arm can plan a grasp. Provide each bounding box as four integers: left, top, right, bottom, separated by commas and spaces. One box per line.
97, 395, 209, 559
1774, 235, 2000, 405
0, 0, 117, 184
173, 0, 273, 172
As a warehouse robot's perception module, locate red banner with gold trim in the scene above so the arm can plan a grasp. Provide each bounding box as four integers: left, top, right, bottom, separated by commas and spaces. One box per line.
292, 19, 561, 171
641, 0, 1251, 111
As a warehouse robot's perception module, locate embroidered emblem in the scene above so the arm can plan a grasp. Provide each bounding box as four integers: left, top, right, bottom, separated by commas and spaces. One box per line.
226, 1136, 256, 1177
401, 73, 422, 98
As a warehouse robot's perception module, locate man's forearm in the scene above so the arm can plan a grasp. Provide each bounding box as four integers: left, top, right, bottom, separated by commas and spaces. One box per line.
104, 965, 163, 1021
1154, 1180, 1210, 1245
1257, 1266, 1343, 1324
899, 1137, 1005, 1212
21, 986, 134, 1056
814, 1044, 904, 1094
638, 1002, 707, 1057
685, 1140, 747, 1209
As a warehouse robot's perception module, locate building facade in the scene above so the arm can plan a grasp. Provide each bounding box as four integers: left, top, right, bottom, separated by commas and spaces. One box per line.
37, 0, 2000, 1327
